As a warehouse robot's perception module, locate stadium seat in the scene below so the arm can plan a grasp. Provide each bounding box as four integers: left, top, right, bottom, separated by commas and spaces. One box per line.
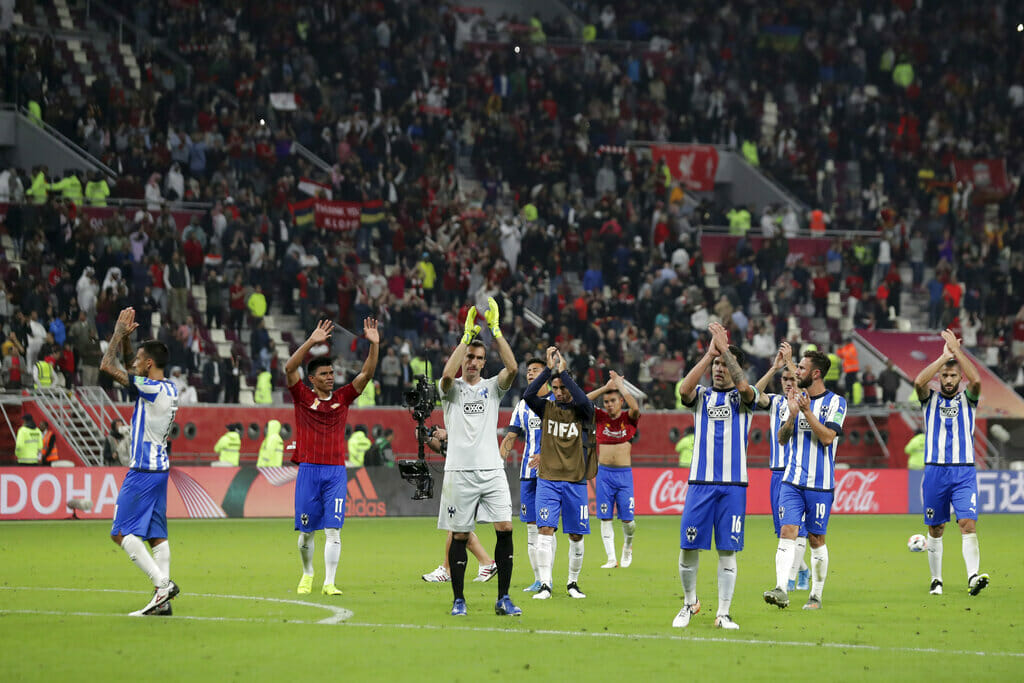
239, 390, 256, 406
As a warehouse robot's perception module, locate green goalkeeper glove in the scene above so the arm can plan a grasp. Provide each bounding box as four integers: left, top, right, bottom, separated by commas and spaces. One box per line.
461, 306, 480, 345
485, 296, 502, 338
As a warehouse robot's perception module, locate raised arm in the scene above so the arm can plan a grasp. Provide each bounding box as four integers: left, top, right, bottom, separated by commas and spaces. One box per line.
485, 297, 517, 390
610, 371, 640, 420
778, 386, 798, 444
349, 318, 381, 394
524, 364, 552, 416
586, 377, 616, 402
285, 319, 333, 388
944, 329, 981, 398
557, 352, 594, 419
679, 349, 715, 406
912, 333, 956, 402
100, 308, 138, 387
441, 306, 480, 394
710, 322, 756, 404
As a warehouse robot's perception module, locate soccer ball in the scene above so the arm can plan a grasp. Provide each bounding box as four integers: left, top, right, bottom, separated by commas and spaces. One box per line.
907, 534, 928, 552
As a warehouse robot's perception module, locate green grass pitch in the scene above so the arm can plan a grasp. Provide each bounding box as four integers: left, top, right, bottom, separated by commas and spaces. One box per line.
1, 514, 1021, 681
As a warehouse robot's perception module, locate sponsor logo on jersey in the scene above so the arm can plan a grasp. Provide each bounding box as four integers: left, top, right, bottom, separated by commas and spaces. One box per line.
528, 415, 541, 430
546, 421, 580, 438
798, 417, 810, 431
345, 468, 387, 516
464, 401, 485, 415
940, 406, 960, 419
602, 426, 628, 439
706, 405, 732, 420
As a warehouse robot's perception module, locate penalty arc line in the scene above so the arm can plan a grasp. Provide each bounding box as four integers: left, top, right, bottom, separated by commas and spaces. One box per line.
0, 586, 352, 625
2, 586, 1022, 659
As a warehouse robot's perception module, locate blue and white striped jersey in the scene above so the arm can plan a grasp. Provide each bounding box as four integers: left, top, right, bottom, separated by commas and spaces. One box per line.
686, 385, 757, 485
922, 389, 977, 466
767, 393, 791, 470
782, 391, 846, 490
128, 375, 179, 472
508, 395, 552, 479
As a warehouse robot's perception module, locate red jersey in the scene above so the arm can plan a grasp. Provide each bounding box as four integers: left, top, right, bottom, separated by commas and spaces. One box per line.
288, 380, 359, 465
594, 408, 639, 445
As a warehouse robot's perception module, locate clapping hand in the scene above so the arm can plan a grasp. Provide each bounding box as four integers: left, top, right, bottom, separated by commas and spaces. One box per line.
114, 308, 139, 338
484, 296, 502, 337
941, 329, 960, 358
462, 306, 480, 345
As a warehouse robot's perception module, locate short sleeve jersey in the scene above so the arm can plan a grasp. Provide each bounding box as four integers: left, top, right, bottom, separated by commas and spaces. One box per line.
440, 375, 507, 471
127, 375, 179, 472
594, 407, 639, 445
782, 391, 847, 490
685, 385, 757, 485
288, 380, 359, 466
922, 389, 978, 465
509, 396, 550, 480
767, 393, 792, 470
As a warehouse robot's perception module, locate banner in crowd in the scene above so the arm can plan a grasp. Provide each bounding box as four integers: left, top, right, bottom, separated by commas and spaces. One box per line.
907, 469, 1024, 515
649, 144, 719, 192
951, 158, 1011, 202
286, 198, 375, 232
1, 466, 927, 520
269, 93, 299, 111
0, 203, 204, 233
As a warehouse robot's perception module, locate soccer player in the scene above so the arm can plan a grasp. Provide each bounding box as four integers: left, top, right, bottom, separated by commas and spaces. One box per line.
524, 346, 597, 600
586, 371, 640, 569
421, 427, 498, 584
753, 342, 810, 592
286, 317, 379, 597
437, 297, 520, 617
673, 322, 756, 630
912, 329, 988, 597
499, 357, 553, 592
101, 307, 180, 616
764, 349, 847, 611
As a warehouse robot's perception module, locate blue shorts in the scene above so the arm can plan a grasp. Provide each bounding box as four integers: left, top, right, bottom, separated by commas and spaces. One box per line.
922, 465, 978, 526
536, 479, 590, 535
519, 478, 538, 523
111, 469, 169, 540
679, 483, 746, 551
778, 482, 832, 536
770, 470, 806, 537
294, 463, 348, 532
595, 465, 635, 521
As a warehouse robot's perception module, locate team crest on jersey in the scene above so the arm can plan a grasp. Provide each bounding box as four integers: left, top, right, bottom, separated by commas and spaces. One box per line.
728, 392, 740, 406
309, 399, 321, 410
777, 505, 785, 519
706, 405, 732, 420
925, 507, 935, 520
447, 506, 456, 518
479, 387, 489, 399
539, 507, 550, 520
685, 526, 698, 542
940, 406, 960, 418
521, 503, 527, 516
600, 502, 609, 515
464, 401, 485, 415
300, 513, 309, 526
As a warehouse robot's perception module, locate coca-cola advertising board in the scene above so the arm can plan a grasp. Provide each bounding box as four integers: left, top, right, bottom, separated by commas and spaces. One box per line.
633, 468, 908, 515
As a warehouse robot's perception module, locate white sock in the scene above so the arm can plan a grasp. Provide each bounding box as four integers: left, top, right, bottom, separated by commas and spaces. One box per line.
151, 541, 170, 581
622, 520, 636, 549
679, 549, 700, 605
927, 533, 943, 581
526, 525, 539, 581
551, 532, 557, 563
536, 534, 554, 587
600, 520, 615, 560
568, 539, 585, 583
810, 544, 829, 600
717, 550, 737, 617
323, 528, 341, 585
121, 535, 167, 589
298, 531, 315, 576
790, 536, 806, 581
775, 538, 795, 590
961, 532, 980, 579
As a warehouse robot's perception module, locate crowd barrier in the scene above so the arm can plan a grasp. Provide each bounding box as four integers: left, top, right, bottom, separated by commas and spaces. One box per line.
4, 466, 1021, 521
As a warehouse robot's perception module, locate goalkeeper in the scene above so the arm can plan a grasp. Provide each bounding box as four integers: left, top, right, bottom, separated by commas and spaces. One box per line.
436, 297, 521, 617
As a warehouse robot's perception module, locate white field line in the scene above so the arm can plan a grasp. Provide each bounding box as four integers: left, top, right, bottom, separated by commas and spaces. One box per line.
2, 586, 1022, 659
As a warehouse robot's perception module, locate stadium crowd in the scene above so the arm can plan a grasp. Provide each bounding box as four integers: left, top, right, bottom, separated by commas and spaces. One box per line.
2, 0, 1024, 408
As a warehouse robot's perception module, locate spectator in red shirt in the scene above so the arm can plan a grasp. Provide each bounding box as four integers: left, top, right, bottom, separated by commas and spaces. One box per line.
228, 274, 247, 336
811, 268, 831, 318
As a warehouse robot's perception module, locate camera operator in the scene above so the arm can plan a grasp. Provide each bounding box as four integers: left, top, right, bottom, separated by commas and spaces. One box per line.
419, 425, 499, 585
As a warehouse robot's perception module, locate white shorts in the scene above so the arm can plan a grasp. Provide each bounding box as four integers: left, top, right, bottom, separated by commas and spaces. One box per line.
437, 469, 512, 532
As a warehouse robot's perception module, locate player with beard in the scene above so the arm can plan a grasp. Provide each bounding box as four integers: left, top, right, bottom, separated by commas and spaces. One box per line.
913, 329, 987, 597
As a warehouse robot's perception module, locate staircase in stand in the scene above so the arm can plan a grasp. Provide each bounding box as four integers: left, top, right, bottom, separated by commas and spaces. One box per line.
34, 387, 117, 466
